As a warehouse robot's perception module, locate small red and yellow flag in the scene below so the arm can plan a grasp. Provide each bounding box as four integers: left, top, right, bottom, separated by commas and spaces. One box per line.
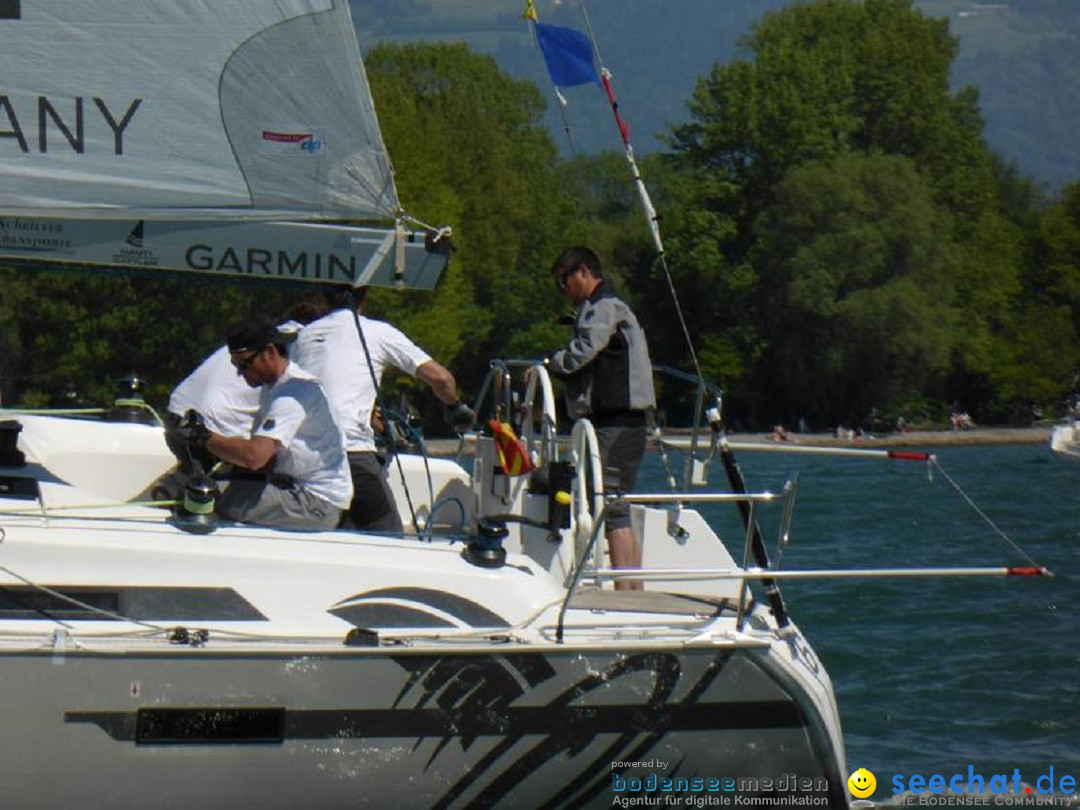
522, 0, 538, 23
489, 419, 536, 476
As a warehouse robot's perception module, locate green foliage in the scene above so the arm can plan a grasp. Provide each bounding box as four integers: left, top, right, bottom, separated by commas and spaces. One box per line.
658, 0, 1046, 426
751, 154, 956, 423
364, 42, 578, 397
0, 267, 292, 407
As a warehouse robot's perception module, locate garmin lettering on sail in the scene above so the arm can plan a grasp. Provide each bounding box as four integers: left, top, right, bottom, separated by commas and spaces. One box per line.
0, 95, 142, 154
186, 244, 359, 282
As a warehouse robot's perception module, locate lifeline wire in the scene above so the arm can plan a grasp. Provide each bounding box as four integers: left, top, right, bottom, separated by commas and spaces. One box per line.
0, 563, 166, 632
930, 457, 1044, 569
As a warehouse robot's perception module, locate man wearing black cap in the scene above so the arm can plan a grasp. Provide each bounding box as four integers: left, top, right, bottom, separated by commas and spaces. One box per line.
195, 321, 352, 530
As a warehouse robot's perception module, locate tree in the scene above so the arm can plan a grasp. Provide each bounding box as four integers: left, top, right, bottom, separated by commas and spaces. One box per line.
364, 42, 580, 401
661, 0, 1004, 424
751, 154, 955, 425
0, 267, 291, 408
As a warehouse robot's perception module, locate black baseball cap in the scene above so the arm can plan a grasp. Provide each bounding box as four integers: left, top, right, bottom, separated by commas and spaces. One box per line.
226, 321, 297, 354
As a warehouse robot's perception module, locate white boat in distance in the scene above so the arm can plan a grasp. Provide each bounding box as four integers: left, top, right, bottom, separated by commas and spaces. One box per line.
1050, 420, 1080, 460
1, 2, 848, 807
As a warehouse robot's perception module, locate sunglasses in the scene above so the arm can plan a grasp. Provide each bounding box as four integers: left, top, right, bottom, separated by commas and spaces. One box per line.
233, 349, 262, 372
555, 265, 580, 291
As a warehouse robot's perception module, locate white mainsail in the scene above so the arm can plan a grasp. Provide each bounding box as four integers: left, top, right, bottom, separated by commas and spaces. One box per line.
0, 0, 446, 288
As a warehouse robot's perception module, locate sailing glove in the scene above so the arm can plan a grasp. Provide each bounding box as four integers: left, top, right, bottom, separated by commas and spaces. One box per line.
443, 401, 476, 432
177, 409, 212, 449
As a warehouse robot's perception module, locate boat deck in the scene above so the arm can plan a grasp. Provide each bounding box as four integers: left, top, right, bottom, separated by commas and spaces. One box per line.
569, 588, 740, 617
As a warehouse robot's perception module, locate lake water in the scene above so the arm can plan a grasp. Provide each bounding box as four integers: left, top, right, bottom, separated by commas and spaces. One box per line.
637, 440, 1079, 803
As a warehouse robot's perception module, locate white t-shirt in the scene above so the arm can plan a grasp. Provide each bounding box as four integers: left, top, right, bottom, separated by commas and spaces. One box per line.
168, 346, 260, 437
291, 308, 431, 452
253, 362, 352, 509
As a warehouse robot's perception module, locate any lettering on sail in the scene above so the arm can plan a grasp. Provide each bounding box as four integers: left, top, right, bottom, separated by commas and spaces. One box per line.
0, 95, 142, 153
185, 244, 359, 283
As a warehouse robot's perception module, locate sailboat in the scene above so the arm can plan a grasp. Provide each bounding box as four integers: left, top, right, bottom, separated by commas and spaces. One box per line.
1050, 420, 1080, 460
14, 2, 1060, 808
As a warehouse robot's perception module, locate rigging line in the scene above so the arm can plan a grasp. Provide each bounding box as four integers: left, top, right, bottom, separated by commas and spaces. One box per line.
0, 499, 176, 515
929, 457, 1044, 568
0, 582, 74, 630
350, 306, 422, 533
575, 0, 708, 388
576, 0, 605, 67
0, 564, 167, 632
654, 251, 707, 390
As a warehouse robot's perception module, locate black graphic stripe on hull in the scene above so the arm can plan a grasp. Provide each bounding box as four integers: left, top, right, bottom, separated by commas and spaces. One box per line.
66, 700, 803, 744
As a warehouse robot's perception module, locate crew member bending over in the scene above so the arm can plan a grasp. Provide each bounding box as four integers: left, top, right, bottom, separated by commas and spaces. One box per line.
190, 321, 352, 531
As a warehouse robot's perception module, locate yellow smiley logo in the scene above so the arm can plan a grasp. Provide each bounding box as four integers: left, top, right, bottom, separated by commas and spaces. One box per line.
848, 768, 876, 798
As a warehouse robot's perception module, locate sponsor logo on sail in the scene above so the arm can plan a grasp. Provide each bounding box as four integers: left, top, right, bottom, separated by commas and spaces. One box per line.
0, 217, 72, 252
261, 130, 322, 152
124, 220, 145, 249
0, 95, 142, 154
112, 220, 158, 267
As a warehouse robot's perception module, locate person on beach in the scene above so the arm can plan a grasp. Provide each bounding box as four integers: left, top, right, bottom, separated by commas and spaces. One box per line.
540, 246, 657, 591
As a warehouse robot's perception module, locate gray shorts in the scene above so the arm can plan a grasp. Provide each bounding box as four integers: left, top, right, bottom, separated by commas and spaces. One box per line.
596, 425, 647, 531
218, 478, 341, 531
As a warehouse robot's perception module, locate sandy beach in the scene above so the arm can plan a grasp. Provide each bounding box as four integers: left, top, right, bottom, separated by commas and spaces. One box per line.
424, 425, 1051, 456
724, 425, 1050, 448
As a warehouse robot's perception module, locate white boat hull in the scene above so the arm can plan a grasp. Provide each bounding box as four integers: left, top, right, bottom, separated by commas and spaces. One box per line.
0, 411, 847, 808
0, 641, 844, 808
1050, 422, 1080, 460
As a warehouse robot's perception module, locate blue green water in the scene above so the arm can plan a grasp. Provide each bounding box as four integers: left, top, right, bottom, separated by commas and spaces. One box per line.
640, 441, 1080, 798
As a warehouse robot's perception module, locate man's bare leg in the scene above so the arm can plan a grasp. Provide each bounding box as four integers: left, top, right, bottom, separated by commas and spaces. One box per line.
608, 526, 643, 591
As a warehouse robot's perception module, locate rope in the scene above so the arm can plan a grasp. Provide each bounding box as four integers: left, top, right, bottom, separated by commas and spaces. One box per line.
349, 307, 422, 533
930, 457, 1044, 568
652, 253, 707, 393
0, 499, 176, 515
0, 564, 167, 632
399, 213, 452, 245
573, 0, 709, 391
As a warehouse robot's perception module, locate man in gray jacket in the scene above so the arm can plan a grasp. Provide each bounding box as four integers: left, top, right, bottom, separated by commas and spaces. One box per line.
545, 246, 656, 590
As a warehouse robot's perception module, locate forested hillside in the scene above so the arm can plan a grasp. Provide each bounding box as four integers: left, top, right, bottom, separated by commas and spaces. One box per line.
350, 0, 1080, 190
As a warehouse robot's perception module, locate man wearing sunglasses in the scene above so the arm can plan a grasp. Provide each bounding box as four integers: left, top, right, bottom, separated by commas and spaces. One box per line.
544, 246, 656, 590
154, 294, 330, 500
191, 321, 352, 530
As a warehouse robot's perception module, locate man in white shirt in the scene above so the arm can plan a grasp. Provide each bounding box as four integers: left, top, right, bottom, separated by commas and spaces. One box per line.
195, 322, 352, 531
150, 346, 262, 501
156, 293, 330, 499
292, 286, 473, 532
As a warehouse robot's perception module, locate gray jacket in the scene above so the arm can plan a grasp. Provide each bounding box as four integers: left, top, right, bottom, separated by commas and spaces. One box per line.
548, 285, 656, 422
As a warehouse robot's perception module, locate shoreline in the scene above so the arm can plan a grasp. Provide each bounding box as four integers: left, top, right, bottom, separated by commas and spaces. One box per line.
723, 426, 1050, 449
425, 425, 1051, 456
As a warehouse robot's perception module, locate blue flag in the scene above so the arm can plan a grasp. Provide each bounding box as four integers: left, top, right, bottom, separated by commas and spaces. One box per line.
535, 22, 599, 88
